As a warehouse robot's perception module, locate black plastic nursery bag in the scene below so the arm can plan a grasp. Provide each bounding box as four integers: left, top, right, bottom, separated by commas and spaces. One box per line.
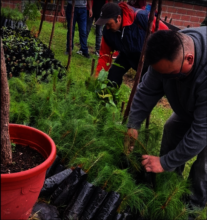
46, 155, 60, 178
63, 181, 96, 220
80, 187, 108, 220
53, 163, 65, 175
31, 202, 61, 220
51, 167, 87, 206
40, 168, 72, 198
93, 191, 121, 220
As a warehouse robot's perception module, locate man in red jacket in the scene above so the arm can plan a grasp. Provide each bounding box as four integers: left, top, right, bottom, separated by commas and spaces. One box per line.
94, 2, 169, 87
86, 0, 113, 56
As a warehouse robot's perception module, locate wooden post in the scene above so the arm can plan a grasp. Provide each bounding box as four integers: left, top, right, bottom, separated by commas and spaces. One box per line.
66, 0, 75, 70
145, 0, 162, 130
91, 58, 95, 76
121, 102, 125, 115
155, 0, 162, 32
48, 0, 60, 50
38, 0, 48, 37
122, 0, 158, 124
1, 39, 12, 165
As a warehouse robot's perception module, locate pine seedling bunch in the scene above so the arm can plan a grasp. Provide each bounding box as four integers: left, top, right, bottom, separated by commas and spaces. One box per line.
146, 172, 191, 220
70, 151, 114, 183
102, 168, 154, 214
7, 58, 202, 219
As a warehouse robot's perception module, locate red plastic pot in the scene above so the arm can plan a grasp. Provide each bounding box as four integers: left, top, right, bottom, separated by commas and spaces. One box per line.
1, 124, 56, 220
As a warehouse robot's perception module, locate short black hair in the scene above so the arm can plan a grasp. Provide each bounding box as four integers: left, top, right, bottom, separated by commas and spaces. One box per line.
145, 30, 182, 65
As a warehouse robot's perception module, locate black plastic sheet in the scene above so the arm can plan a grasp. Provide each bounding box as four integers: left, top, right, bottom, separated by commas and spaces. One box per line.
63, 181, 96, 220
80, 187, 108, 220
31, 202, 61, 220
40, 168, 72, 198
51, 167, 87, 206
114, 213, 124, 220
46, 155, 60, 179
93, 191, 121, 220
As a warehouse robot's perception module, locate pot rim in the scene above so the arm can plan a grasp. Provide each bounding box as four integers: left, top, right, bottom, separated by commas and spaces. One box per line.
1, 124, 56, 182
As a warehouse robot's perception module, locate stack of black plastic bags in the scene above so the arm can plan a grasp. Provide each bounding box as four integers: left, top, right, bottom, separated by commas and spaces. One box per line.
32, 156, 146, 220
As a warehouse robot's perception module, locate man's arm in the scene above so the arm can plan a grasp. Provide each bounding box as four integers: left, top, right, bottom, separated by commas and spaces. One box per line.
87, 0, 93, 17
160, 82, 207, 171
95, 37, 113, 77
127, 66, 164, 130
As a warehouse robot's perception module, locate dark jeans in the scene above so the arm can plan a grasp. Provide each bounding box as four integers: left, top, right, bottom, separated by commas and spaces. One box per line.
66, 4, 88, 54
87, 11, 103, 52
161, 113, 207, 208
107, 52, 148, 87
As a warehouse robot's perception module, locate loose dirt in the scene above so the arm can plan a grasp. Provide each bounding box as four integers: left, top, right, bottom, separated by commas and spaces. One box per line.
1, 144, 45, 174
123, 73, 171, 109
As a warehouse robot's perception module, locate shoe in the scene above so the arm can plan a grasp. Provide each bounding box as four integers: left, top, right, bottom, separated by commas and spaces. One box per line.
76, 50, 83, 55
83, 53, 91, 58
95, 51, 100, 57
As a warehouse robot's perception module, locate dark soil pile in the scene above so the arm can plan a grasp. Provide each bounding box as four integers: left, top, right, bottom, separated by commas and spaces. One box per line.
1, 144, 45, 174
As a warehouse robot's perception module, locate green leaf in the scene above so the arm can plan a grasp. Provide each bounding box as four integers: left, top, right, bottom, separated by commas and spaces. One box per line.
113, 63, 125, 69
109, 99, 116, 107
97, 69, 108, 82
101, 84, 107, 89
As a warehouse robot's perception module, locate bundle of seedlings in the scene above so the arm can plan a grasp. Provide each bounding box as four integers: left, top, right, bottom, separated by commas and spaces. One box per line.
91, 168, 153, 220
1, 7, 25, 29
62, 152, 113, 219
1, 27, 66, 81
144, 172, 192, 220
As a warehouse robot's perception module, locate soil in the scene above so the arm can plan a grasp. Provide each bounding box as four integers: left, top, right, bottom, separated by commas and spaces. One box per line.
123, 74, 172, 109
1, 144, 45, 174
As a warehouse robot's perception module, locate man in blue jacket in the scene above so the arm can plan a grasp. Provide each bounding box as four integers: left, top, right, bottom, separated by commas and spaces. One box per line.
127, 27, 207, 214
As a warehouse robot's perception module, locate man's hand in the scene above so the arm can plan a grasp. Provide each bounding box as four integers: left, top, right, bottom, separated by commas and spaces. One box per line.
89, 9, 93, 18
125, 128, 138, 153
141, 155, 164, 173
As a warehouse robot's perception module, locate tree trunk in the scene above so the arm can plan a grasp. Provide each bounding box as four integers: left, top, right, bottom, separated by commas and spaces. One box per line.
1, 39, 12, 165
66, 0, 75, 70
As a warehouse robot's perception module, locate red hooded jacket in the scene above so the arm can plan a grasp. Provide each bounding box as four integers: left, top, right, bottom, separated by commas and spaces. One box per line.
95, 2, 168, 77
